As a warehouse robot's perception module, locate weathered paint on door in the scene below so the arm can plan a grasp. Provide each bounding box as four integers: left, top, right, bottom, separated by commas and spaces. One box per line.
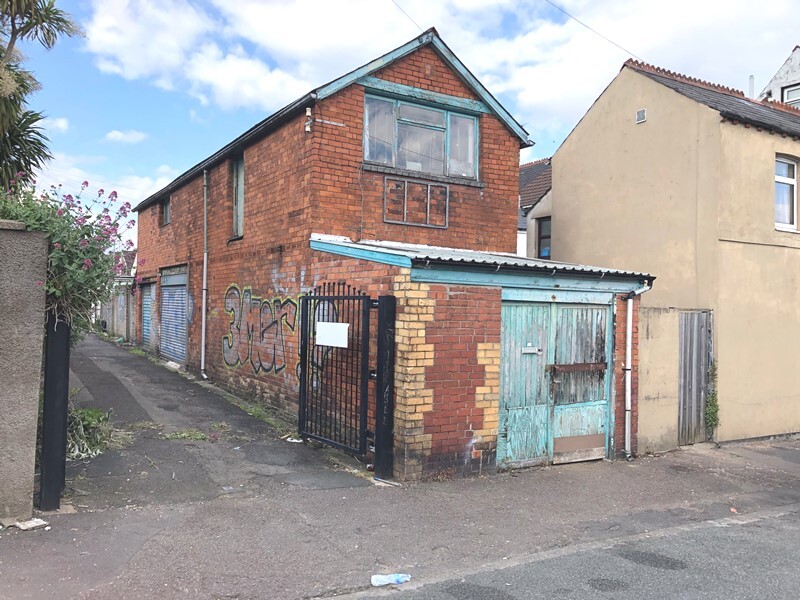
551, 305, 611, 464
499, 301, 613, 467
498, 302, 550, 466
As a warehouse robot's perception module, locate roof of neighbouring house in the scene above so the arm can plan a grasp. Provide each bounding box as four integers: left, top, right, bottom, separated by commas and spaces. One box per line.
519, 158, 551, 212
310, 234, 654, 282
134, 28, 533, 214
624, 60, 800, 139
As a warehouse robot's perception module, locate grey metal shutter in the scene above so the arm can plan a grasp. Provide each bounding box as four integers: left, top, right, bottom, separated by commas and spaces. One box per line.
160, 281, 187, 363
141, 284, 153, 348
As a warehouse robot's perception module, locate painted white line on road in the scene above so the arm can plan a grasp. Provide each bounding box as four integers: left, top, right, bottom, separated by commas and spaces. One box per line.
325, 501, 800, 599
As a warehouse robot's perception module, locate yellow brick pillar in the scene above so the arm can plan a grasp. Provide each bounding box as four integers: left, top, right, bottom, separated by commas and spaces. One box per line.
392, 269, 435, 481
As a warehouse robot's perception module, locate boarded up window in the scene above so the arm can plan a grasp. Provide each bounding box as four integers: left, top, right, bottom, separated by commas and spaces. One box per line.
383, 176, 448, 228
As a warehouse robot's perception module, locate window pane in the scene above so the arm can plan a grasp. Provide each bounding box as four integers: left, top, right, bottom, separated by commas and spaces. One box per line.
775, 181, 794, 225
784, 87, 800, 103
539, 217, 551, 236
398, 104, 445, 127
364, 97, 394, 165
776, 160, 795, 178
397, 123, 445, 175
233, 156, 245, 236
448, 114, 476, 177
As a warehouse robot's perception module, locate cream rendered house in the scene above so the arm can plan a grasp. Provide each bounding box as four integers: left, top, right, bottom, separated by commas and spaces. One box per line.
554, 60, 800, 452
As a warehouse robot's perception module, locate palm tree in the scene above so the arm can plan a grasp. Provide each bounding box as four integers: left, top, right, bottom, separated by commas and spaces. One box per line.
0, 0, 80, 186
0, 107, 50, 186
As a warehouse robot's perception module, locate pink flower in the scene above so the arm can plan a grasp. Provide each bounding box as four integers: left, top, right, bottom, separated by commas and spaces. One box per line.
53, 242, 61, 249
135, 275, 143, 283
127, 219, 136, 228
97, 188, 105, 197
35, 280, 44, 286
139, 258, 146, 266
109, 191, 118, 201
125, 239, 134, 249
56, 208, 64, 216
79, 239, 89, 248
82, 258, 93, 270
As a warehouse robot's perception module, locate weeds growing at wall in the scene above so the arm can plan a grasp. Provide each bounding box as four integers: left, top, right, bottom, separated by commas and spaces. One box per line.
705, 361, 719, 437
67, 407, 113, 460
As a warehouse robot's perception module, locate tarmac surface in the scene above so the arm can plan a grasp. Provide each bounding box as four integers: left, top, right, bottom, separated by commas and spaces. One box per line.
2, 335, 800, 599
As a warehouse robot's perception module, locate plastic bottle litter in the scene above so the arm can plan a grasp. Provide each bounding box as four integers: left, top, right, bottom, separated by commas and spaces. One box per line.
371, 574, 411, 587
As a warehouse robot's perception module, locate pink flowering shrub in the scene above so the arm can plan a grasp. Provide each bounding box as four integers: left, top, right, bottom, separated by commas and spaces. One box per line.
0, 177, 135, 340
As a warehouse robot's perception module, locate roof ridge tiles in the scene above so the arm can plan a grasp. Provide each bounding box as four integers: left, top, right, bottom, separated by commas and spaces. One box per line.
759, 97, 800, 117
519, 157, 551, 168
624, 59, 746, 98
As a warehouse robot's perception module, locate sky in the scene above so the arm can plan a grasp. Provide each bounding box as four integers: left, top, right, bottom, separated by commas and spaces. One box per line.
21, 0, 800, 245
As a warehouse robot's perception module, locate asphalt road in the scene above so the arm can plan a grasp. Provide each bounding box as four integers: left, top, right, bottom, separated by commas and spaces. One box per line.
356, 506, 800, 599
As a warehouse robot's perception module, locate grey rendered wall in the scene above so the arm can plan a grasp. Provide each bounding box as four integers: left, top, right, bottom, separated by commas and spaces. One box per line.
0, 220, 48, 521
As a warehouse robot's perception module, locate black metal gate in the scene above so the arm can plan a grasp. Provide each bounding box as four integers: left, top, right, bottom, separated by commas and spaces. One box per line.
298, 282, 396, 477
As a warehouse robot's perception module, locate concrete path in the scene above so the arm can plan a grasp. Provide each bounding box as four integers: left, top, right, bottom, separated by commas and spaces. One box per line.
2, 336, 800, 599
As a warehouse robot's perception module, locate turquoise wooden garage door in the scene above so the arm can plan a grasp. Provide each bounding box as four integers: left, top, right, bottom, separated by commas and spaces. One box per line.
498, 302, 613, 467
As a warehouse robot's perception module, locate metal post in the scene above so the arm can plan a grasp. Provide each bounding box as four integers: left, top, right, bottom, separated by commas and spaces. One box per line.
39, 314, 71, 511
298, 297, 310, 437
374, 295, 396, 479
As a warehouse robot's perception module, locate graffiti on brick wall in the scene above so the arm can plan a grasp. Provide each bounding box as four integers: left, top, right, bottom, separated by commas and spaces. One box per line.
222, 285, 299, 375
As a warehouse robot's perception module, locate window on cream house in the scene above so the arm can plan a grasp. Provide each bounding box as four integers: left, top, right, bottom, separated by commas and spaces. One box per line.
232, 153, 245, 237
775, 157, 797, 230
364, 95, 478, 179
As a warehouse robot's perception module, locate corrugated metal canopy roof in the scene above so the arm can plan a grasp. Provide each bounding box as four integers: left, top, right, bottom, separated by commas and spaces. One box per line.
311, 234, 653, 281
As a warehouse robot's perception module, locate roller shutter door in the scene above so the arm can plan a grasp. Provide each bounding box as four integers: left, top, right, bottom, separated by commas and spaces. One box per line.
160, 273, 187, 363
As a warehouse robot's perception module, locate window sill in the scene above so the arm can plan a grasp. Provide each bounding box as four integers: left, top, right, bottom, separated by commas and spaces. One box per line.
159, 222, 171, 228
227, 234, 244, 245
361, 162, 485, 188
775, 225, 799, 234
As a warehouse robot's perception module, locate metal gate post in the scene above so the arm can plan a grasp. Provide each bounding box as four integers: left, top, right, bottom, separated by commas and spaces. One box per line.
374, 295, 396, 479
39, 314, 71, 511
298, 297, 310, 437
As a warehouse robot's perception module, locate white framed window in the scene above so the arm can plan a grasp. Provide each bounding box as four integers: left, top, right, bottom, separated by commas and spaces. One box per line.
232, 154, 245, 237
775, 157, 797, 230
364, 95, 478, 179
782, 84, 800, 107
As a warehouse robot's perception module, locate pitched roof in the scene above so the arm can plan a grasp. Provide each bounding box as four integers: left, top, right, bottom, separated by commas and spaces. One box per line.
625, 60, 800, 139
134, 28, 532, 213
310, 234, 653, 282
519, 158, 551, 212
517, 207, 527, 230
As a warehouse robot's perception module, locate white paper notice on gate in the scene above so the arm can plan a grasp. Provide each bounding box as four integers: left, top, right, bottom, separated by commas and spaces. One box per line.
315, 322, 349, 348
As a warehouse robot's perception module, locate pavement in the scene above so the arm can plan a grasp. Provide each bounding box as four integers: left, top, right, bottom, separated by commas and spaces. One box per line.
2, 335, 800, 599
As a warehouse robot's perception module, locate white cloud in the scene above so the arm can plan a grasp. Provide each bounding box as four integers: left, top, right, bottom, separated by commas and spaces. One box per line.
184, 44, 309, 111
42, 117, 69, 133
105, 129, 148, 144
82, 0, 800, 157
86, 0, 214, 88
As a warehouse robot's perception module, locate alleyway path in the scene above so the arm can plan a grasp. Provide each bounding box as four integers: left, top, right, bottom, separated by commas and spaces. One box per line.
2, 336, 800, 599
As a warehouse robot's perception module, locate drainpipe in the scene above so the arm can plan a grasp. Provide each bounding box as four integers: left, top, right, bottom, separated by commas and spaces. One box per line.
200, 169, 209, 380
625, 281, 651, 458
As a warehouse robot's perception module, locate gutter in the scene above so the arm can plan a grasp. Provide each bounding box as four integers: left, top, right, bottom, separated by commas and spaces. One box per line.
624, 281, 652, 458
133, 93, 316, 213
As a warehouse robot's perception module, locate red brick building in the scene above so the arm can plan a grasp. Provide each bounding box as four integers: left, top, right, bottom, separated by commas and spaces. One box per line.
134, 29, 652, 480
